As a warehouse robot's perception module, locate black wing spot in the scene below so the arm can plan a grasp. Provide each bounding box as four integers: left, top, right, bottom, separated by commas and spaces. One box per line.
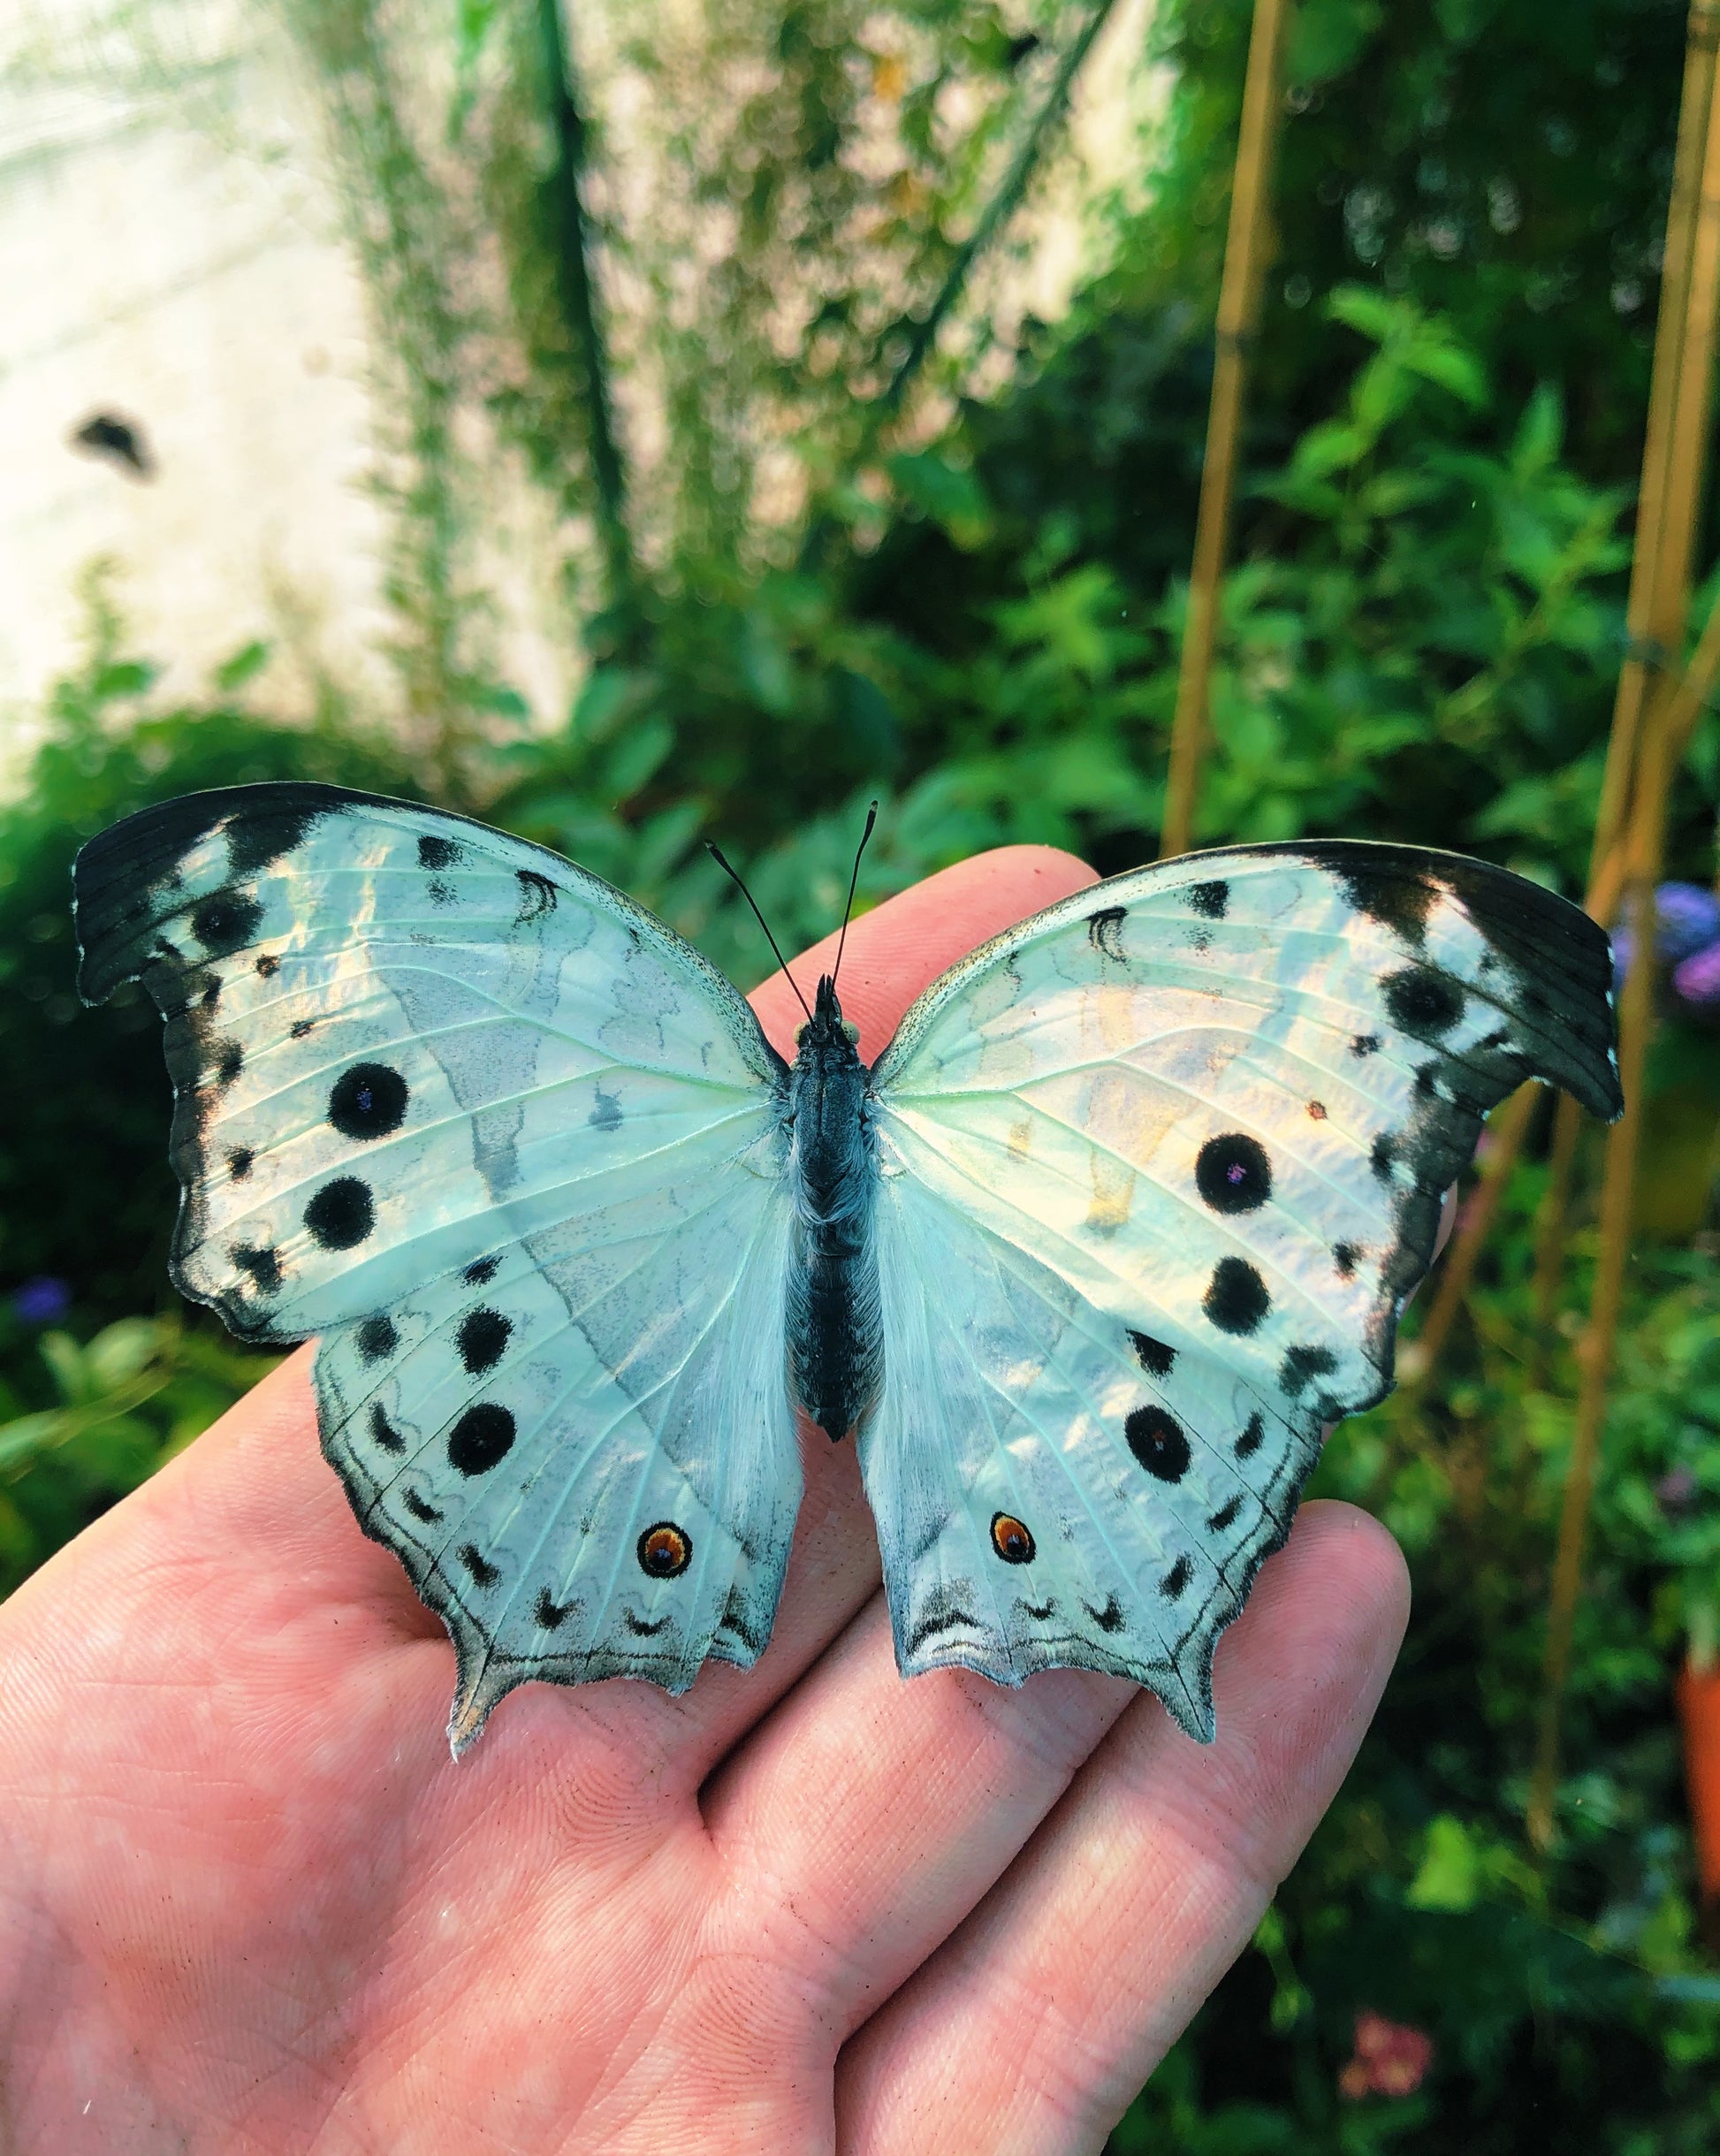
304, 1177, 374, 1250
213, 1040, 244, 1086
232, 1243, 282, 1293
1128, 1329, 1176, 1378
402, 1487, 441, 1522
1160, 1555, 1191, 1600
1334, 867, 1438, 948
1125, 1405, 1191, 1482
1370, 1132, 1399, 1184
448, 1403, 516, 1476
457, 1543, 499, 1589
1207, 1496, 1243, 1532
255, 953, 279, 978
225, 806, 321, 877
589, 1088, 623, 1133
456, 1307, 512, 1376
289, 1018, 316, 1041
1382, 965, 1465, 1039
425, 878, 456, 906
1413, 1062, 1439, 1099
226, 1146, 255, 1180
515, 869, 558, 920
1188, 879, 1229, 919
462, 1255, 501, 1286
1084, 1595, 1127, 1634
1351, 1032, 1380, 1057
201, 977, 222, 1010
1235, 1412, 1266, 1459
356, 1314, 397, 1362
417, 834, 460, 871
1281, 1344, 1339, 1398
369, 1400, 406, 1453
1333, 1240, 1360, 1278
1020, 1597, 1057, 1621
1087, 904, 1128, 960
536, 1587, 573, 1629
328, 1063, 409, 1140
1195, 1131, 1273, 1215
624, 1611, 673, 1637
190, 890, 263, 956
1204, 1257, 1270, 1336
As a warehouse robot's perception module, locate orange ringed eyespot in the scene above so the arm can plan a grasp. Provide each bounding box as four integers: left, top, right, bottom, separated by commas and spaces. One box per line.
990, 1512, 1036, 1565
637, 1521, 691, 1578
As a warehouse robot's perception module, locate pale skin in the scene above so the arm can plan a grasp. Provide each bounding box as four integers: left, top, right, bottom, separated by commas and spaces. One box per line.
0, 846, 1411, 2153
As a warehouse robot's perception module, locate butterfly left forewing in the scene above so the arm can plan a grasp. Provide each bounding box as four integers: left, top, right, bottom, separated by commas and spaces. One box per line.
865, 843, 1621, 1729
75, 784, 802, 1742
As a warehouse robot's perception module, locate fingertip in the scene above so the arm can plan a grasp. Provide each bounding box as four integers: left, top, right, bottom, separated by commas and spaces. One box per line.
750, 843, 1099, 1059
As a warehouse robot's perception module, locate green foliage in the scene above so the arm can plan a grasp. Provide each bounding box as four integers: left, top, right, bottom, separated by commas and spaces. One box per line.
0, 1310, 269, 1601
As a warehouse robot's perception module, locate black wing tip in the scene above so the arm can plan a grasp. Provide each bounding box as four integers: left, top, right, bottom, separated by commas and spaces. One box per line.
71, 783, 414, 1004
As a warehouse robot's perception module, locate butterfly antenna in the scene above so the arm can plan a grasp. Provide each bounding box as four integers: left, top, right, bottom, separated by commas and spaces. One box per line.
831, 799, 879, 994
706, 842, 813, 1023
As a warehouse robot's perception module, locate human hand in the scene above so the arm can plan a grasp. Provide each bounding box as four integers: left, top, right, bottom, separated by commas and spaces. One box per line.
0, 846, 1409, 2153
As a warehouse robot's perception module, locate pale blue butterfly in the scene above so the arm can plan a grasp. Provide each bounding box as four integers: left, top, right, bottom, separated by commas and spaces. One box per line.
73, 787, 1621, 1753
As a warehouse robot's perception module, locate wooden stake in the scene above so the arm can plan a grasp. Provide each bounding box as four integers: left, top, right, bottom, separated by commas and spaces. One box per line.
1160, 0, 1293, 858
1527, 15, 1720, 1850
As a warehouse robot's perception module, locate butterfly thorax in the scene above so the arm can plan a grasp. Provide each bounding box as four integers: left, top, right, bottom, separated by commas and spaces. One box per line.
785, 976, 883, 1443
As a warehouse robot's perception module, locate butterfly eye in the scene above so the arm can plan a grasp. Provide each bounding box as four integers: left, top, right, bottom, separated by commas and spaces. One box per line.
637, 1521, 692, 1579
990, 1512, 1036, 1565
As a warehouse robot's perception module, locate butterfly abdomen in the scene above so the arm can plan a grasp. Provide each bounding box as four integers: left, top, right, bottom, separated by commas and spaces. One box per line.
785, 987, 883, 1442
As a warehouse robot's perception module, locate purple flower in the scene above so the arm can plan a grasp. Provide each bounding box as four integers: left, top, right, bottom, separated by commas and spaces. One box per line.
1656, 1466, 1699, 1512
1655, 882, 1720, 963
1673, 941, 1720, 1008
11, 1276, 71, 1326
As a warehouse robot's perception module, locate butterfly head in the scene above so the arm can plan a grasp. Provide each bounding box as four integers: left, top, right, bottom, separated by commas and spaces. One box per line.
795, 974, 861, 1059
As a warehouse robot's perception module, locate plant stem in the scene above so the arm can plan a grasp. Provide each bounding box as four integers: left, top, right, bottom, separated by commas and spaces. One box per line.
879, 0, 1121, 418
537, 0, 638, 632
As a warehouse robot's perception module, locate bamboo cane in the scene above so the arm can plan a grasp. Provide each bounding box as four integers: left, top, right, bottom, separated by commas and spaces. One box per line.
1413, 2, 1720, 1398
1527, 27, 1720, 1852
1588, 6, 1720, 878
1527, 705, 1681, 1850
1526, 0, 1720, 1343
1160, 0, 1294, 859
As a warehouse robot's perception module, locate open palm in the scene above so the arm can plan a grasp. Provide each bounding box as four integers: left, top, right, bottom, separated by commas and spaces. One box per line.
0, 847, 1408, 2154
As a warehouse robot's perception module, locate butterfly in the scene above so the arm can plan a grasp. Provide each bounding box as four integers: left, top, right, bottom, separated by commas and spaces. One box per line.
72, 785, 1622, 1754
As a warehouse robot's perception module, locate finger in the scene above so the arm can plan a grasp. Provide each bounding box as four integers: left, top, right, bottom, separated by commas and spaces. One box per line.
835, 1502, 1410, 2155
704, 1594, 1135, 2027
749, 843, 1098, 1063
